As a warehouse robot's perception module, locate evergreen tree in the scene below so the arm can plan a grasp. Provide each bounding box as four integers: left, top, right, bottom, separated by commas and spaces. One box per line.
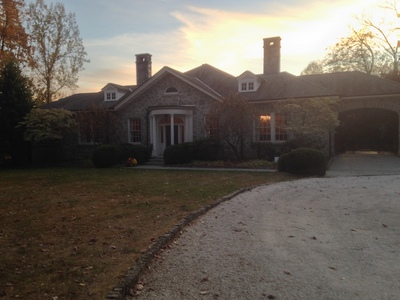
0, 60, 34, 166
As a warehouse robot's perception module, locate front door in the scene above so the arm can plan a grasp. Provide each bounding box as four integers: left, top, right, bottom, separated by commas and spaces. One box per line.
158, 116, 185, 154
165, 125, 182, 146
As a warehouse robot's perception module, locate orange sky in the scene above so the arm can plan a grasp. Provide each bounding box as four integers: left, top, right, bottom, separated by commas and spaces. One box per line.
55, 0, 387, 94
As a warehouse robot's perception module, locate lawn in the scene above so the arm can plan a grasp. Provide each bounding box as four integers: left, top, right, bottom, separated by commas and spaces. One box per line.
0, 167, 295, 299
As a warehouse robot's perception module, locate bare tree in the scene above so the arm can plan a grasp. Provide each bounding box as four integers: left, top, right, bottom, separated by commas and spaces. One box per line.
26, 0, 88, 104
75, 104, 122, 145
323, 29, 382, 74
356, 0, 400, 79
205, 94, 254, 160
301, 60, 324, 75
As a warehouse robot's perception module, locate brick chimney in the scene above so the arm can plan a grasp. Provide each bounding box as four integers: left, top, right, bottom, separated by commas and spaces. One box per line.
263, 37, 281, 74
135, 53, 152, 85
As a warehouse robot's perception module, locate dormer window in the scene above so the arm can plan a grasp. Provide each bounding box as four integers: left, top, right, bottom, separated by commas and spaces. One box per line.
237, 71, 260, 93
240, 81, 255, 92
106, 92, 116, 100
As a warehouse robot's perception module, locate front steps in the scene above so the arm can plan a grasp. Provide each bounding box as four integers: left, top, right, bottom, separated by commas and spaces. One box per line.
146, 156, 164, 166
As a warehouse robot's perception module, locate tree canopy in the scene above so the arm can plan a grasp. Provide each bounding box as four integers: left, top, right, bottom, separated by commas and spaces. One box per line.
20, 108, 76, 143
302, 0, 400, 80
26, 0, 87, 104
274, 97, 339, 151
0, 0, 29, 66
0, 60, 34, 165
205, 94, 254, 160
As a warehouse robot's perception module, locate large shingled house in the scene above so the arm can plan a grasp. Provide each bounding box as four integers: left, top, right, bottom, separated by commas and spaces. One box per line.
43, 36, 400, 159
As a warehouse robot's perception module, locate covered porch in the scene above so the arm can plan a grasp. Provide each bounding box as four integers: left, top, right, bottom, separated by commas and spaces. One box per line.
149, 106, 194, 157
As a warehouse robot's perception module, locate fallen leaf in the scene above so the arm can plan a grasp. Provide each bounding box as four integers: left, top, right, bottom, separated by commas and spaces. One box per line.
284, 270, 292, 275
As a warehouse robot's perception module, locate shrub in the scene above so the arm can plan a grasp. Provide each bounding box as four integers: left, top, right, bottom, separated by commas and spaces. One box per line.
92, 145, 120, 168
252, 142, 280, 161
193, 138, 222, 161
118, 144, 149, 165
277, 147, 327, 176
164, 143, 196, 165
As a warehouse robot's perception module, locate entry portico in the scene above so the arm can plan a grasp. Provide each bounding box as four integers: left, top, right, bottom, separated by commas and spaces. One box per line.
149, 106, 194, 156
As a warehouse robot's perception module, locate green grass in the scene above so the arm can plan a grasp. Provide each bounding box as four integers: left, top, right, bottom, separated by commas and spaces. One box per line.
0, 167, 296, 299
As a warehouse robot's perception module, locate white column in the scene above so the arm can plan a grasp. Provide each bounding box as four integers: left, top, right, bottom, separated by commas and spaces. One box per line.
151, 115, 157, 156
170, 114, 175, 145
271, 112, 276, 143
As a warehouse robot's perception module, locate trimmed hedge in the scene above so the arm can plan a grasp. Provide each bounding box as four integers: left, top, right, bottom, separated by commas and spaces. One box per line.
163, 139, 222, 165
92, 145, 120, 168
164, 143, 195, 165
278, 147, 327, 176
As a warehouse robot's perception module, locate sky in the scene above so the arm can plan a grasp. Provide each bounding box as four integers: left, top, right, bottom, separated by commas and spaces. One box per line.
38, 0, 382, 93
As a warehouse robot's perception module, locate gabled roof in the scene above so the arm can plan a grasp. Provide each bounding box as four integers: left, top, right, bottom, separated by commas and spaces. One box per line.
114, 65, 227, 109
43, 65, 400, 111
184, 64, 237, 97
240, 72, 337, 102
102, 83, 136, 92
42, 84, 138, 111
299, 71, 400, 97
41, 92, 112, 111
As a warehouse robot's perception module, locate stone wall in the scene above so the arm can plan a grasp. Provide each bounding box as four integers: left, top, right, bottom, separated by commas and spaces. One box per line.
116, 73, 219, 147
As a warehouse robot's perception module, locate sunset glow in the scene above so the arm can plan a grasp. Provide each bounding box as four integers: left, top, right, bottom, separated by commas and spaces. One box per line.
51, 0, 386, 94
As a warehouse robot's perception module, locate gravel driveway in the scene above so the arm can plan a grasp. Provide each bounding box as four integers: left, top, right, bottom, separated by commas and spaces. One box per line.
131, 174, 400, 299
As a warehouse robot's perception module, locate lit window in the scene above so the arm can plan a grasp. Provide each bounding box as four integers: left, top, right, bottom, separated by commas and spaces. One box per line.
258, 115, 271, 141
129, 118, 141, 143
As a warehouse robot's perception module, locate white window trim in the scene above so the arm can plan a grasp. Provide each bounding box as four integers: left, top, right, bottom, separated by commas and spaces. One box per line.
128, 118, 142, 144
254, 112, 288, 143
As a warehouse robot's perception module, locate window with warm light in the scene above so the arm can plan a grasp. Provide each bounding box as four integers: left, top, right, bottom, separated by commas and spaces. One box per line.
258, 115, 271, 141
255, 113, 288, 142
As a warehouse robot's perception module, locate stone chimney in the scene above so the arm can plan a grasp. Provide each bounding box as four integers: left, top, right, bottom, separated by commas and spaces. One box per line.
263, 37, 281, 74
135, 53, 152, 85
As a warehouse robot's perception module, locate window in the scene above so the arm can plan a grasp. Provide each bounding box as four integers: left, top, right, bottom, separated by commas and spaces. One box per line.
258, 115, 271, 141
129, 118, 141, 143
255, 113, 287, 143
240, 82, 255, 92
79, 126, 93, 144
105, 91, 117, 101
165, 87, 178, 94
206, 117, 220, 139
275, 113, 287, 141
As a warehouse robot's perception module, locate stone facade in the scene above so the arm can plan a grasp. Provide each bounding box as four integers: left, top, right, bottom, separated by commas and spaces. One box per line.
116, 73, 219, 155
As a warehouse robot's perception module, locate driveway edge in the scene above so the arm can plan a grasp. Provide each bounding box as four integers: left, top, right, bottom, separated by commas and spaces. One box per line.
105, 185, 258, 300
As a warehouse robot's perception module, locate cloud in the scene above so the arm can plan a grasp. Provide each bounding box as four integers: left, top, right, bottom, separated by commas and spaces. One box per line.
75, 0, 383, 93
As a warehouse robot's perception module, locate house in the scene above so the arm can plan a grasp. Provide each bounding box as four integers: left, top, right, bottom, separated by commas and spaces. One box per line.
43, 36, 400, 159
